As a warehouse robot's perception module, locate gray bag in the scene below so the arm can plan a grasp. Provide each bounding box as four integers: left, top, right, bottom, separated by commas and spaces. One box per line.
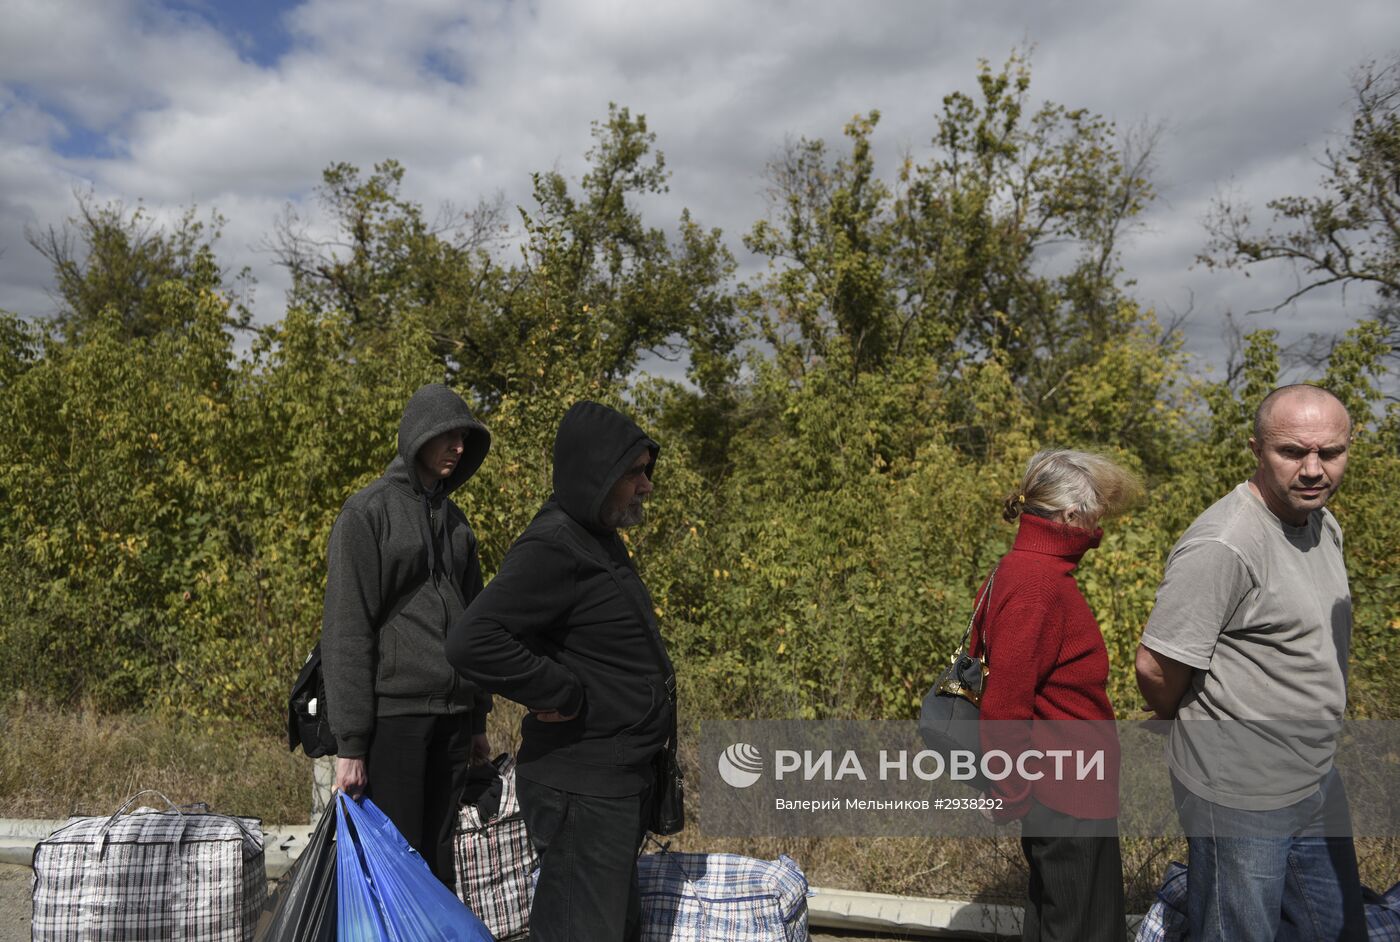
917, 567, 998, 792
31, 789, 266, 941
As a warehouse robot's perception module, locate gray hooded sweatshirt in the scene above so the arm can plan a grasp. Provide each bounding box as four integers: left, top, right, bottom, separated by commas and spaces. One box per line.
321, 384, 492, 758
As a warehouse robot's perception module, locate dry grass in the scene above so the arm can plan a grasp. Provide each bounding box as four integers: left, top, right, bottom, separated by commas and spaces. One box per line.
3, 696, 1394, 910
0, 696, 529, 826
658, 735, 1399, 910
0, 693, 310, 823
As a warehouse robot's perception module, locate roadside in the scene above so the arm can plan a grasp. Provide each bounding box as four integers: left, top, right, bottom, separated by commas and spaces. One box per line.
0, 865, 29, 942
0, 861, 941, 942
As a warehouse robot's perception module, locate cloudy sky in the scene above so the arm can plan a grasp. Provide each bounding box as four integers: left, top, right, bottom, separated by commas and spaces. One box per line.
2, 0, 1396, 383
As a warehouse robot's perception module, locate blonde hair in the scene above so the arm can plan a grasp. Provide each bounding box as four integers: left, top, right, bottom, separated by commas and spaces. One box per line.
1002, 449, 1144, 525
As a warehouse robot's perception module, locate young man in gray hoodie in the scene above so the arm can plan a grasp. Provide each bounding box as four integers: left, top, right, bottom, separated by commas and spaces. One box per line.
321, 383, 493, 886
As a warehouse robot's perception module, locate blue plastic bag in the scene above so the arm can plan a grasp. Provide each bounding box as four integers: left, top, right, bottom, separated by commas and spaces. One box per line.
335, 794, 491, 942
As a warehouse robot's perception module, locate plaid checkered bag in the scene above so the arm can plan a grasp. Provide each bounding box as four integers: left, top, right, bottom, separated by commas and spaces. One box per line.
1135, 862, 1400, 941
31, 790, 266, 941
637, 850, 810, 942
1366, 880, 1400, 940
1134, 860, 1186, 942
453, 757, 536, 941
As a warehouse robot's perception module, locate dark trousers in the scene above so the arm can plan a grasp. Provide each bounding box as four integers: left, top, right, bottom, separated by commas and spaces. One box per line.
516, 777, 650, 942
366, 712, 474, 887
1019, 802, 1126, 942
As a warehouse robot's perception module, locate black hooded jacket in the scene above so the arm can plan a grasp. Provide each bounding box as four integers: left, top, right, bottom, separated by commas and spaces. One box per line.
446, 401, 675, 797
321, 384, 492, 758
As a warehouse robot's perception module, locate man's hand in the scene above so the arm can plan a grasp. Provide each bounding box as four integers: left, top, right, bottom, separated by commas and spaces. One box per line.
531, 708, 579, 723
1135, 644, 1194, 720
335, 756, 368, 798
471, 733, 491, 766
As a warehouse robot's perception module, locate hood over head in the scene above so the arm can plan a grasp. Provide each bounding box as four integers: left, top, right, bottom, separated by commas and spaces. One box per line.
397, 383, 491, 496
552, 401, 659, 531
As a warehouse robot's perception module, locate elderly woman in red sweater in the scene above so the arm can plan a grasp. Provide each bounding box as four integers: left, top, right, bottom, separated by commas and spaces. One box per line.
975, 449, 1143, 942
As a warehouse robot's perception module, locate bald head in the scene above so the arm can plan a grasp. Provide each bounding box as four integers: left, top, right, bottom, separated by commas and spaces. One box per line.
1248, 385, 1352, 526
1253, 385, 1351, 443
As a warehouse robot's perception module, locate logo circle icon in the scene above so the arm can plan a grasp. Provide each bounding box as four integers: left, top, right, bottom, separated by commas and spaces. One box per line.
718, 742, 763, 788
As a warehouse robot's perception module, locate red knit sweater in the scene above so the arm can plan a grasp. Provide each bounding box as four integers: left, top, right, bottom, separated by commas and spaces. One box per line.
971, 513, 1120, 821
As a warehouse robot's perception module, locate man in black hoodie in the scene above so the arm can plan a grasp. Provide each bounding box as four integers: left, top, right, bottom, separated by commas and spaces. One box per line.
321, 383, 493, 886
447, 401, 675, 942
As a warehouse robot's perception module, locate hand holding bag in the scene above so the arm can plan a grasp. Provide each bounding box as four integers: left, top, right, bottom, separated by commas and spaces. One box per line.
917, 567, 997, 792
336, 794, 492, 942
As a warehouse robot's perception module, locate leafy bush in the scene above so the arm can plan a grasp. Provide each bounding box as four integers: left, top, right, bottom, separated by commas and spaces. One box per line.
1, 56, 1395, 733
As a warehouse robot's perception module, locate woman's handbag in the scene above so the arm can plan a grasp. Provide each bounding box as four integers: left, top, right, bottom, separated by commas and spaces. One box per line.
917, 567, 997, 791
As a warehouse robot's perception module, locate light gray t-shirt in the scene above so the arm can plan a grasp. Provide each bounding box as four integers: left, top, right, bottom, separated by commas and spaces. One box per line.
1142, 482, 1351, 810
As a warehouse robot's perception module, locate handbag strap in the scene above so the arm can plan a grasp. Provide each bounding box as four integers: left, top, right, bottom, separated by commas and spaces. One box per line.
959, 565, 999, 660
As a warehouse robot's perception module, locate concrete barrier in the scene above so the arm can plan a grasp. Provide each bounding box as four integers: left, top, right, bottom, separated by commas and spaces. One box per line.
2, 816, 1144, 938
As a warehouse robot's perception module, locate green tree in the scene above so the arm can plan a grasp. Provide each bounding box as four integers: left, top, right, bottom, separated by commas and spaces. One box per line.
507, 106, 744, 477
271, 159, 507, 371
1202, 56, 1400, 375
746, 53, 1157, 408
514, 105, 740, 390
0, 282, 240, 708
2, 63, 1394, 738
745, 111, 898, 376
27, 192, 248, 341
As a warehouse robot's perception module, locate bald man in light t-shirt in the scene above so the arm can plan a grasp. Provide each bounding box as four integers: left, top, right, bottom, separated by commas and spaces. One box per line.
1135, 385, 1365, 942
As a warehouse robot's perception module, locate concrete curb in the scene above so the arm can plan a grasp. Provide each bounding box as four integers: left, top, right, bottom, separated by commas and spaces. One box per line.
2, 818, 1145, 938
0, 818, 312, 879
806, 886, 1025, 937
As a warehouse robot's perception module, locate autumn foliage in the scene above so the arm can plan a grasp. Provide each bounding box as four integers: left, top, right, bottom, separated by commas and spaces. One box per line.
2, 58, 1396, 732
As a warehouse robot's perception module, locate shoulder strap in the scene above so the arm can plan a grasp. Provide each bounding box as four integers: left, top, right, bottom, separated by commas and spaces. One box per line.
961, 565, 998, 660
594, 533, 679, 754
533, 507, 674, 687
599, 544, 675, 687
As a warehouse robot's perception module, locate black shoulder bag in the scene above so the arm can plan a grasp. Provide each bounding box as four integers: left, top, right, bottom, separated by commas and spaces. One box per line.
917, 566, 997, 791
288, 643, 338, 758
648, 676, 685, 836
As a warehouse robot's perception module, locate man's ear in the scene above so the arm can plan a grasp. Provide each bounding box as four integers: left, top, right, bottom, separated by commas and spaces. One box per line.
1248, 436, 1261, 461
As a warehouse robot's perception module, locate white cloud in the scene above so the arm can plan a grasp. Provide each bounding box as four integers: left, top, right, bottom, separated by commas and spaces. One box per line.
1, 0, 1396, 385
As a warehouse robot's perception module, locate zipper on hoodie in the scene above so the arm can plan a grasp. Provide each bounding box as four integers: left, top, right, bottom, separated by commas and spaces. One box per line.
427, 500, 461, 703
